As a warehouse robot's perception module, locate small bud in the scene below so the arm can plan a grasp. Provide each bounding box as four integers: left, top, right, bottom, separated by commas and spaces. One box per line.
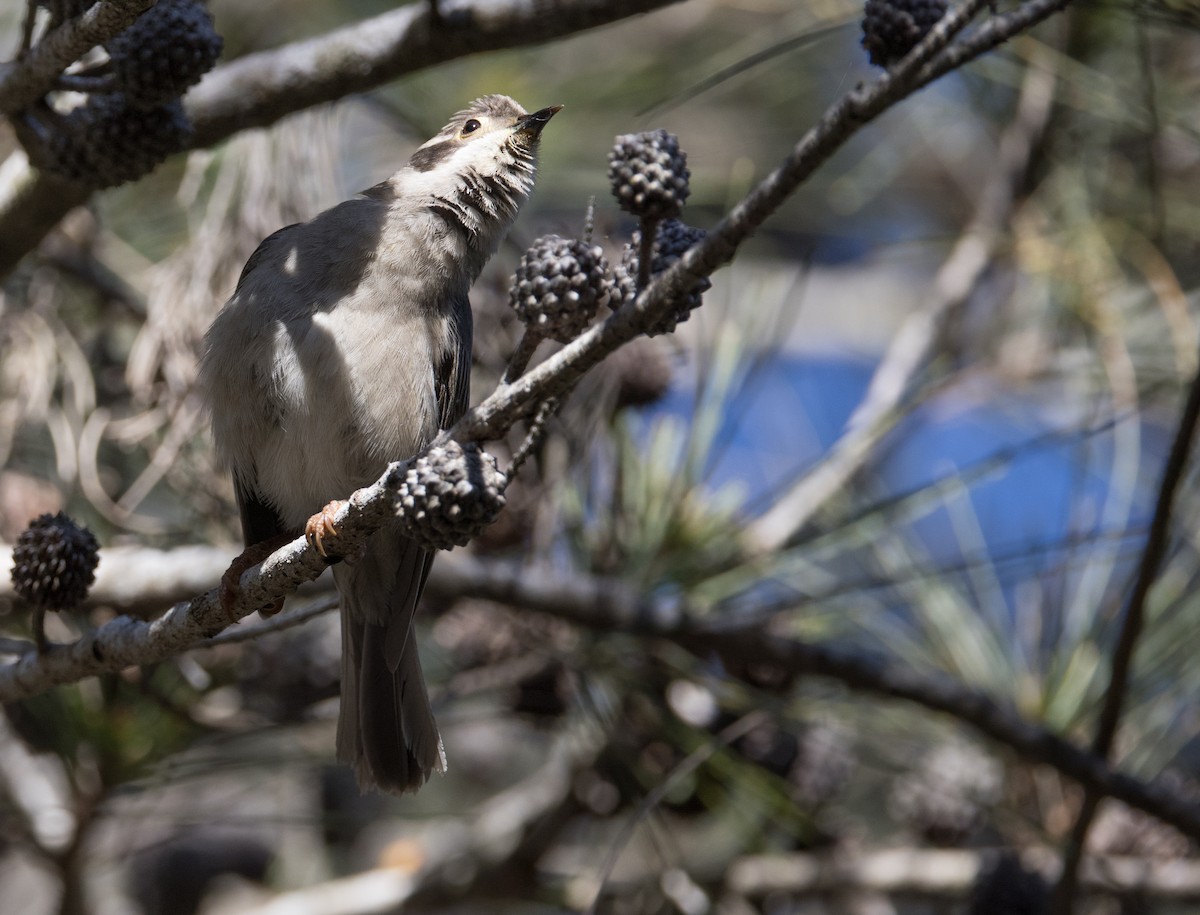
612, 219, 710, 335
509, 235, 609, 343
106, 0, 224, 110
11, 512, 99, 612
861, 0, 949, 68
396, 443, 507, 552
608, 129, 690, 221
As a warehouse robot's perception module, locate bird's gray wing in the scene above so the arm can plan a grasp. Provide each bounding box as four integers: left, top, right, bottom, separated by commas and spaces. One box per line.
437, 293, 475, 430
384, 292, 475, 663
235, 223, 301, 290
223, 224, 305, 548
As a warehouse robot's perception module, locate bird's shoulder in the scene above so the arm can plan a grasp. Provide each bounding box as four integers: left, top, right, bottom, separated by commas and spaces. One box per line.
234, 193, 392, 296
234, 223, 302, 291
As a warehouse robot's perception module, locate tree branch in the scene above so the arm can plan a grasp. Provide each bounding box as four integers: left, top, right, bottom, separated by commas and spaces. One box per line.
0, 0, 684, 277
185, 0, 684, 148
6, 542, 1198, 847
447, 0, 1073, 446
0, 0, 1074, 711
728, 848, 1200, 901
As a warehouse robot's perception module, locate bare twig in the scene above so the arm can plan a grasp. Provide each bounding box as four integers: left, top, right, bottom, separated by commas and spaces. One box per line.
634, 216, 660, 292
676, 626, 1200, 842
201, 594, 338, 647
507, 396, 559, 477
503, 330, 543, 383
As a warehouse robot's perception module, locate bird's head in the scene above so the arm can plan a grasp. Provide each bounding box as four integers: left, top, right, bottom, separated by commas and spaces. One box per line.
399, 96, 561, 242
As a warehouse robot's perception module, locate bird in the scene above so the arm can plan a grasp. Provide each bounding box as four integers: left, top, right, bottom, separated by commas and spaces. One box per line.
198, 95, 561, 793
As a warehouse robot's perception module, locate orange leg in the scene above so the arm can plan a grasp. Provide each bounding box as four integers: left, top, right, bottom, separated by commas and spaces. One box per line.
305, 500, 346, 559
220, 534, 291, 623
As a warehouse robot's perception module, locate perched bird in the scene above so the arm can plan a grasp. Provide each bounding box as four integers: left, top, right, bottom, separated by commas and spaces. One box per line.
199, 95, 560, 793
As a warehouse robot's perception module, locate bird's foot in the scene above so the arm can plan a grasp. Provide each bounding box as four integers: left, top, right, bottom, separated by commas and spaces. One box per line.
220, 535, 291, 623
305, 500, 346, 561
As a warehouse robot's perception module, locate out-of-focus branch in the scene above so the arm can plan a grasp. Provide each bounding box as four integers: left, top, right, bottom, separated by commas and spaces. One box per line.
7, 540, 1199, 845
675, 625, 1200, 842
0, 543, 237, 617
728, 848, 1200, 900
0, 155, 89, 278
1052, 339, 1200, 909
744, 56, 1057, 554
0, 0, 151, 115
0, 0, 683, 277
184, 0, 684, 148
228, 721, 600, 915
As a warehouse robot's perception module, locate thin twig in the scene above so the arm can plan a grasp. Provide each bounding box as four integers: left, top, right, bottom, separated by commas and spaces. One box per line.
54, 72, 114, 93
635, 216, 660, 292
504, 330, 543, 383
201, 594, 337, 647
507, 396, 559, 478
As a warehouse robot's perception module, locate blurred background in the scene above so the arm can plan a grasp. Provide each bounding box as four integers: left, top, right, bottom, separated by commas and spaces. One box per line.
2, 0, 1200, 912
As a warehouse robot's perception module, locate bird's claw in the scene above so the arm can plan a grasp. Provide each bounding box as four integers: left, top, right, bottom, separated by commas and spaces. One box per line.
220, 538, 289, 622
306, 500, 345, 560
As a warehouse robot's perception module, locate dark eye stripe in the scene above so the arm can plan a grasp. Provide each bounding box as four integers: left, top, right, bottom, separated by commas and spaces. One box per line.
409, 140, 456, 173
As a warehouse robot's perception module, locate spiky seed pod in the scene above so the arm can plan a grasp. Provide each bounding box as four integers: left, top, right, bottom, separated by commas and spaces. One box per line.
105, 0, 223, 110
861, 0, 949, 67
608, 129, 690, 221
27, 94, 193, 188
968, 852, 1048, 915
509, 235, 610, 343
613, 219, 711, 335
11, 512, 99, 611
396, 442, 507, 552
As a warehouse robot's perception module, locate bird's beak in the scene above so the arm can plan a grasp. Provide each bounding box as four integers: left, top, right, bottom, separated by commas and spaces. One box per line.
516, 105, 564, 137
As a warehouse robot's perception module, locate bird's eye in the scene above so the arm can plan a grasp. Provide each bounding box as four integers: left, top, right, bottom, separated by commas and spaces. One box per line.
462, 119, 481, 135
